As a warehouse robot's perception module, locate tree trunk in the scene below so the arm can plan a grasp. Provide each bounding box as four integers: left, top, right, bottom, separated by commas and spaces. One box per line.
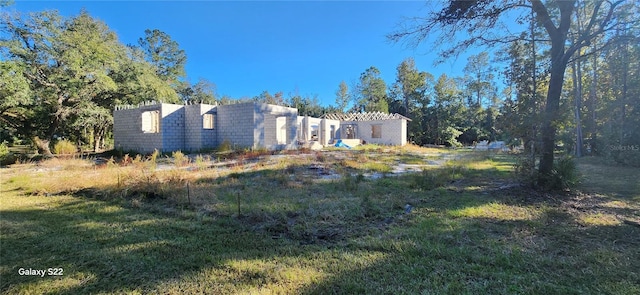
93, 134, 102, 153
33, 136, 53, 157
589, 50, 598, 153
538, 45, 569, 184
572, 60, 583, 157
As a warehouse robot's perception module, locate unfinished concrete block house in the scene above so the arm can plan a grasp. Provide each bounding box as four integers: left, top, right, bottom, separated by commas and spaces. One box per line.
113, 101, 410, 153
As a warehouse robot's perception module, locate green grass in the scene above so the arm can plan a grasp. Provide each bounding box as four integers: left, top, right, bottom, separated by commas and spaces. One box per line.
1, 147, 639, 294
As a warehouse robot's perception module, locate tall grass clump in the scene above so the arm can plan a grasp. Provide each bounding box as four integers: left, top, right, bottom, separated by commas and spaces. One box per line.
53, 140, 76, 155
148, 149, 159, 170
411, 163, 466, 190
172, 150, 190, 167
194, 155, 208, 171
218, 140, 233, 153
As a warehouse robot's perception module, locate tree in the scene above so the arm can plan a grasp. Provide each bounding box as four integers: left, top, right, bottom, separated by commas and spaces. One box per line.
390, 58, 433, 144
1, 10, 125, 154
108, 45, 180, 105
393, 57, 429, 116
179, 78, 217, 104
355, 66, 388, 113
462, 51, 495, 108
426, 74, 465, 146
138, 29, 187, 87
334, 81, 350, 113
253, 90, 285, 105
389, 0, 634, 186
0, 61, 31, 132
1, 10, 180, 153
288, 94, 324, 117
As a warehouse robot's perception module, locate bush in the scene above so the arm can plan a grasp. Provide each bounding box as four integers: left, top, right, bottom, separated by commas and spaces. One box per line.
0, 142, 10, 158
53, 140, 76, 155
218, 140, 233, 153
609, 145, 640, 167
546, 156, 580, 190
0, 142, 17, 166
514, 155, 580, 190
514, 155, 538, 187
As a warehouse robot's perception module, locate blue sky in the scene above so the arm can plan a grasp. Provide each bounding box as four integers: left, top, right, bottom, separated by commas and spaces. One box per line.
7, 1, 495, 107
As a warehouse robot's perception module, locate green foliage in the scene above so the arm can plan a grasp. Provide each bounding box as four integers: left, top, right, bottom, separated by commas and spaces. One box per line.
0, 142, 17, 165
138, 28, 187, 85
443, 126, 463, 148
287, 94, 325, 117
0, 142, 10, 158
355, 66, 388, 112
513, 155, 538, 188
1, 10, 182, 150
515, 155, 580, 190
0, 61, 32, 129
53, 140, 77, 155
546, 156, 580, 190
334, 80, 350, 112
179, 78, 217, 104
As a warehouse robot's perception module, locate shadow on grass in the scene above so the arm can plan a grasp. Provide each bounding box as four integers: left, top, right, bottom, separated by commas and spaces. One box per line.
2, 154, 638, 293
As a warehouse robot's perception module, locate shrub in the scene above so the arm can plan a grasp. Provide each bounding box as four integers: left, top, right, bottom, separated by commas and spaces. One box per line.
0, 142, 17, 166
218, 140, 233, 153
546, 156, 580, 190
53, 140, 76, 155
514, 154, 580, 190
514, 155, 537, 187
0, 142, 9, 157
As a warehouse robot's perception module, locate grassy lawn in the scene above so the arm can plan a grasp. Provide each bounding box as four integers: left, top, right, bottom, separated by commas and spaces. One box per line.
1, 147, 638, 294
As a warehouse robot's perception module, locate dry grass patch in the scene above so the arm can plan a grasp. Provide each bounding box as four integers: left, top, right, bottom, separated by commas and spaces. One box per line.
450, 203, 542, 221
577, 213, 621, 226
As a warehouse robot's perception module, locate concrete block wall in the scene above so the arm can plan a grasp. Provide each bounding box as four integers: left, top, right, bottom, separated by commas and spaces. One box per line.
200, 104, 218, 150
114, 102, 408, 154
356, 119, 407, 146
184, 104, 217, 151
114, 104, 164, 153
255, 103, 298, 150
184, 104, 202, 151
216, 102, 256, 148
320, 119, 341, 146
161, 104, 185, 152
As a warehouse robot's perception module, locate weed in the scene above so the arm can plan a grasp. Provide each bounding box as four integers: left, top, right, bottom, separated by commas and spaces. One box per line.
53, 140, 77, 155
172, 150, 190, 167
218, 140, 233, 153
194, 155, 208, 171
411, 164, 464, 190
148, 149, 159, 170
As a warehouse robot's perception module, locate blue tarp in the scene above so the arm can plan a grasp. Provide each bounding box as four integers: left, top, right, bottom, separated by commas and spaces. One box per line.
334, 139, 351, 149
